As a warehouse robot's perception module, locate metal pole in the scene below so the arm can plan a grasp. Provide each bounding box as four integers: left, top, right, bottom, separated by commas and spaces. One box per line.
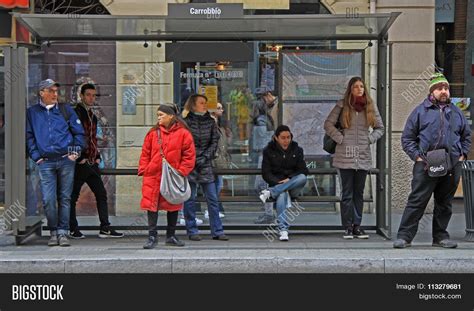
5, 45, 27, 233
376, 35, 389, 238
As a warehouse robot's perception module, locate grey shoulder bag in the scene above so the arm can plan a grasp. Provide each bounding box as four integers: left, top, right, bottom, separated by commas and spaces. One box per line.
157, 129, 191, 204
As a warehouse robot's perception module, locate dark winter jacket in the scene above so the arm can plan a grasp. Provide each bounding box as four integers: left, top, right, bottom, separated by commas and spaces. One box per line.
74, 103, 101, 163
184, 111, 219, 183
26, 101, 85, 162
401, 97, 471, 165
262, 139, 309, 187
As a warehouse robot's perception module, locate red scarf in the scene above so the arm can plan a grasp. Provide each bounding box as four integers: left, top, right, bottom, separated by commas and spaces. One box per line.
352, 95, 367, 112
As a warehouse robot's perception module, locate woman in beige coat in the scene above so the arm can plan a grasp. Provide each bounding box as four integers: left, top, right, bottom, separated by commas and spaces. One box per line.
324, 77, 384, 239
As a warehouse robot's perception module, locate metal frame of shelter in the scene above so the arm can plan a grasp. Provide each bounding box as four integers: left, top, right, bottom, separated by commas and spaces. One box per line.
4, 12, 399, 243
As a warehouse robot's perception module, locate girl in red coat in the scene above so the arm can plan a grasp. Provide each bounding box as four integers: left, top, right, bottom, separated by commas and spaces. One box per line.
138, 104, 195, 249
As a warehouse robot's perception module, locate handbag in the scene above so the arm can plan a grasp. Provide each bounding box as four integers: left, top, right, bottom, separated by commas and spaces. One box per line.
323, 109, 342, 154
157, 129, 191, 204
425, 109, 455, 177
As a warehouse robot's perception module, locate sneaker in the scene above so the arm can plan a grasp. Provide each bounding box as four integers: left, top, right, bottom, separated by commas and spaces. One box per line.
393, 238, 411, 249
212, 234, 229, 241
179, 218, 203, 225
143, 236, 158, 249
259, 189, 272, 203
254, 214, 275, 224
352, 227, 369, 239
58, 234, 70, 247
432, 239, 457, 249
98, 228, 124, 238
69, 229, 85, 239
204, 210, 225, 219
188, 235, 202, 241
165, 236, 185, 247
279, 231, 289, 241
48, 235, 58, 247
343, 227, 353, 239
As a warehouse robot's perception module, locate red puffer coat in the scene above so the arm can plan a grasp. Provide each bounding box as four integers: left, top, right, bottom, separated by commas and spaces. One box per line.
138, 123, 196, 212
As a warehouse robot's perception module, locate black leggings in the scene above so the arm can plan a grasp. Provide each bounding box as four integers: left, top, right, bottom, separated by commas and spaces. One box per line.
147, 210, 178, 238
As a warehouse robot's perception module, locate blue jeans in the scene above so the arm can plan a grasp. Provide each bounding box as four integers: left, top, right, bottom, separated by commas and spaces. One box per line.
184, 181, 225, 237
268, 174, 307, 231
214, 175, 224, 212
37, 157, 76, 235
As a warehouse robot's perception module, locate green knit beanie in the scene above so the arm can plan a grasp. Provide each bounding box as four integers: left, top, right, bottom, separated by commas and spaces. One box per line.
429, 72, 449, 93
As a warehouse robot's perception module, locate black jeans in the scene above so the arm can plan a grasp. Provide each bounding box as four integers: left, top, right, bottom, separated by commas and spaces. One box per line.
147, 210, 178, 238
397, 161, 462, 243
339, 169, 368, 228
70, 163, 110, 231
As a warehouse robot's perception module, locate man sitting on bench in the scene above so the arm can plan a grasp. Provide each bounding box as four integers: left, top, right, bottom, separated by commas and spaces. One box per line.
259, 125, 308, 241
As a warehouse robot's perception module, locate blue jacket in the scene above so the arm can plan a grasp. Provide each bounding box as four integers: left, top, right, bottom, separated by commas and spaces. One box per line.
26, 102, 85, 162
401, 97, 471, 164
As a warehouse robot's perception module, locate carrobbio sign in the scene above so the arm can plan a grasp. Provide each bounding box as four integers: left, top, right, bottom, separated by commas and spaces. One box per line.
168, 3, 243, 19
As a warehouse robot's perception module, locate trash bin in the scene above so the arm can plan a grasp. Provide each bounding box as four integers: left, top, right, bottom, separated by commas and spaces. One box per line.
462, 161, 474, 241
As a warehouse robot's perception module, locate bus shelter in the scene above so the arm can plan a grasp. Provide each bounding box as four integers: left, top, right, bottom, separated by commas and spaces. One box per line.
4, 10, 399, 244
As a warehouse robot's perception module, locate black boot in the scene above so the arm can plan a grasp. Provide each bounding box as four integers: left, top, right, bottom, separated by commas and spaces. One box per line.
143, 236, 157, 249
165, 235, 185, 247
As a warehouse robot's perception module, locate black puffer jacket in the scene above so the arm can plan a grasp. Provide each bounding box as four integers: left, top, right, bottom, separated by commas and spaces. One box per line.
262, 139, 309, 187
184, 111, 219, 183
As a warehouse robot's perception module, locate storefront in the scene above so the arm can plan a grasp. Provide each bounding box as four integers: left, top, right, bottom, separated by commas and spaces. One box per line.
5, 5, 399, 243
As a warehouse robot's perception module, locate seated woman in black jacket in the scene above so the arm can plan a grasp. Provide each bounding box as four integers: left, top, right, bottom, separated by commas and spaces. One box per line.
259, 125, 309, 241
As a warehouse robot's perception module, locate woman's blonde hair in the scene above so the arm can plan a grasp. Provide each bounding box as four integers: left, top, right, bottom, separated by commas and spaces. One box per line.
182, 94, 208, 118
341, 77, 376, 129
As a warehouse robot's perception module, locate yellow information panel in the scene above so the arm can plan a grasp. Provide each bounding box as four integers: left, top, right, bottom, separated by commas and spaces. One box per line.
217, 0, 289, 10
199, 85, 218, 111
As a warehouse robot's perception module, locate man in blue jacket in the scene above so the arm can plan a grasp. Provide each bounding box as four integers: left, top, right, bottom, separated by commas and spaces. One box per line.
26, 79, 85, 247
394, 73, 471, 249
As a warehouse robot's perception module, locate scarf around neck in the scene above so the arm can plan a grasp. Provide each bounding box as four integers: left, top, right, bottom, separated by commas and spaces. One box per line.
352, 95, 367, 112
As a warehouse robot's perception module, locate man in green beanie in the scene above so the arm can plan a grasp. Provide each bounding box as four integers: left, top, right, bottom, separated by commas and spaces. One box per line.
394, 72, 471, 249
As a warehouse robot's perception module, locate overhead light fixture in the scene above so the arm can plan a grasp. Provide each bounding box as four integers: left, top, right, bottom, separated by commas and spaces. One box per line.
143, 41, 149, 48
157, 42, 162, 48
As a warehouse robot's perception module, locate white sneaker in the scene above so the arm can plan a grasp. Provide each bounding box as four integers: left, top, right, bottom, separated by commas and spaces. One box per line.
279, 231, 289, 242
204, 210, 225, 219
259, 189, 271, 203
179, 218, 203, 225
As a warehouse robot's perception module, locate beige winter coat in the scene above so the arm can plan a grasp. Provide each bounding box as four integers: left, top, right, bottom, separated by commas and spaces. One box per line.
324, 100, 384, 170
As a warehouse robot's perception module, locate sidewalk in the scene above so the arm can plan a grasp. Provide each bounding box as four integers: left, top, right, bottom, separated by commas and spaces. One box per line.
1, 202, 473, 273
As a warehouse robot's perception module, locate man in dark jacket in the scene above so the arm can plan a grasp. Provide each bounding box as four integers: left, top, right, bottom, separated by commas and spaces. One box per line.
259, 125, 309, 241
69, 84, 123, 239
26, 79, 85, 247
394, 73, 472, 249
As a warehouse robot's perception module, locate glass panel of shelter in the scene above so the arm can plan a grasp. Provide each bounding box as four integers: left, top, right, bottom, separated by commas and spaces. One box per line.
23, 41, 374, 224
